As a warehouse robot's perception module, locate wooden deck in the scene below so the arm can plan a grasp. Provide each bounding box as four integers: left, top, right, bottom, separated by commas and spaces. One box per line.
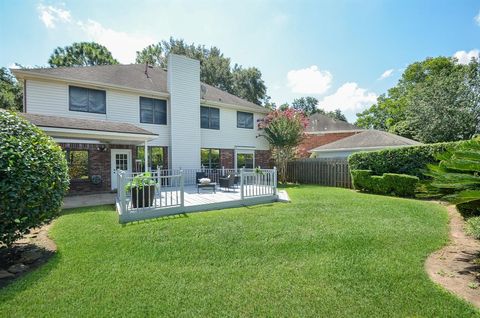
117, 185, 280, 223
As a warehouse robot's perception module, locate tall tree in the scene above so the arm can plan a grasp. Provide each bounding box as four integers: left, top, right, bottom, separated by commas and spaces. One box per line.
136, 37, 267, 105
291, 97, 318, 115
0, 67, 23, 111
135, 43, 163, 66
48, 42, 119, 67
356, 56, 480, 142
231, 65, 266, 105
326, 109, 348, 122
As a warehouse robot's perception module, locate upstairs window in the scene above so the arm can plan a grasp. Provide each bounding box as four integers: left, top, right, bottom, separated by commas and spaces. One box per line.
200, 106, 220, 130
140, 97, 167, 125
69, 86, 106, 114
237, 111, 254, 129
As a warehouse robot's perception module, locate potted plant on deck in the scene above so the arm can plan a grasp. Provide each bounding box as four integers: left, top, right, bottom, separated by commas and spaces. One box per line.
125, 172, 157, 208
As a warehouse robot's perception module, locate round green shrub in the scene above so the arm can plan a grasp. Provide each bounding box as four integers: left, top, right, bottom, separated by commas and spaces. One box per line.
0, 111, 69, 247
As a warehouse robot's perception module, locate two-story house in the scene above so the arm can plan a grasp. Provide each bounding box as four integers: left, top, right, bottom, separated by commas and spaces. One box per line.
12, 54, 271, 195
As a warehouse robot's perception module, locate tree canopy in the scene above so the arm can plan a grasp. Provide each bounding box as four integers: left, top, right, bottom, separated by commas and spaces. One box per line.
48, 42, 119, 67
136, 37, 267, 105
356, 56, 480, 143
0, 67, 23, 111
285, 96, 348, 121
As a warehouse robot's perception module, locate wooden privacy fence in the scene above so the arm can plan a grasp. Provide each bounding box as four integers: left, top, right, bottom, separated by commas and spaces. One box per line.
286, 158, 352, 188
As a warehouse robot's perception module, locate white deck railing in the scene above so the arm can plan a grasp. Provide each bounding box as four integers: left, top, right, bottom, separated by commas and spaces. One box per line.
116, 168, 277, 220
241, 169, 277, 199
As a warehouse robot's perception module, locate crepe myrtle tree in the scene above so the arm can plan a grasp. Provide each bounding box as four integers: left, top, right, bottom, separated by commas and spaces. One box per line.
258, 109, 308, 183
0, 111, 69, 247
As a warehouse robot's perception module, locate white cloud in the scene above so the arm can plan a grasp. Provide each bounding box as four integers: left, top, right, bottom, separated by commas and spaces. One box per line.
318, 82, 377, 113
453, 49, 480, 64
475, 11, 480, 26
78, 20, 155, 64
287, 65, 332, 94
37, 4, 71, 28
378, 68, 394, 80
36, 4, 155, 63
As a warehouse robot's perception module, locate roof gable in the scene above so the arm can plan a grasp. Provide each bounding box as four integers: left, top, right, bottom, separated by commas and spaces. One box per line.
12, 64, 268, 113
310, 130, 422, 152
306, 113, 362, 133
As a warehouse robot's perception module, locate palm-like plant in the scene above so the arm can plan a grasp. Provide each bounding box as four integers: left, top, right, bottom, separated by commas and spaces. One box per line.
427, 138, 480, 203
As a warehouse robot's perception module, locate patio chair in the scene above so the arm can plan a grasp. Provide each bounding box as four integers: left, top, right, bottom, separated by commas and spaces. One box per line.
219, 174, 235, 192
196, 172, 207, 184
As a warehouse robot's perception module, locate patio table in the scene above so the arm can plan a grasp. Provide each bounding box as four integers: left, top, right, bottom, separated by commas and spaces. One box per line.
197, 182, 217, 193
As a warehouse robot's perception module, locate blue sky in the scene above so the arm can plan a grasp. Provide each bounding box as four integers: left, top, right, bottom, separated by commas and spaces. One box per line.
1, 0, 479, 121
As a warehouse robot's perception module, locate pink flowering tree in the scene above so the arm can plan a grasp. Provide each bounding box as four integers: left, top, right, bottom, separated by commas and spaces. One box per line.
258, 109, 308, 183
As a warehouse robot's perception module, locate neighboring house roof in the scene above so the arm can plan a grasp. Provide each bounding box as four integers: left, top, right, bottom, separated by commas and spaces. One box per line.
12, 64, 268, 113
306, 113, 363, 133
309, 129, 421, 152
19, 112, 157, 136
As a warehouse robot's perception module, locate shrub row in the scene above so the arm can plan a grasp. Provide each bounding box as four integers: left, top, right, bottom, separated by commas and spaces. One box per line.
351, 170, 419, 197
348, 141, 462, 179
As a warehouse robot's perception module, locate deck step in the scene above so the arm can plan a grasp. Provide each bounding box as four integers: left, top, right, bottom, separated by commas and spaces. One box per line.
277, 190, 291, 203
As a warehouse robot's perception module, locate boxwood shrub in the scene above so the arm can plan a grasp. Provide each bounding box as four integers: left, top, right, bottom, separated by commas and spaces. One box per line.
0, 111, 69, 247
351, 169, 419, 197
348, 142, 462, 179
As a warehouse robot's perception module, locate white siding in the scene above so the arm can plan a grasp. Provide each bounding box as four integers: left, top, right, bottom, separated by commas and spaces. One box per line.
168, 54, 201, 169
24, 65, 269, 167
200, 107, 269, 150
25, 79, 169, 146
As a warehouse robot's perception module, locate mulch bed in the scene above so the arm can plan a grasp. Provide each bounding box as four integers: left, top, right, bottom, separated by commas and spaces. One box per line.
0, 224, 56, 289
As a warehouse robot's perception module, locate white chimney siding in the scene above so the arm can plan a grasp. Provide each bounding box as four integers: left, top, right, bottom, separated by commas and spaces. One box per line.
167, 54, 202, 169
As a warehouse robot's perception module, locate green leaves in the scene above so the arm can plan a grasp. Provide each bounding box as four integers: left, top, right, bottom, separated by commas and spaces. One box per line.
355, 56, 480, 143
0, 111, 69, 247
0, 67, 23, 111
125, 172, 157, 192
428, 138, 480, 205
348, 141, 461, 178
48, 42, 119, 67
135, 37, 267, 105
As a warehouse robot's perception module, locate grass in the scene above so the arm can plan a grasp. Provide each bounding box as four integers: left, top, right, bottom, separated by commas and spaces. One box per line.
0, 185, 479, 317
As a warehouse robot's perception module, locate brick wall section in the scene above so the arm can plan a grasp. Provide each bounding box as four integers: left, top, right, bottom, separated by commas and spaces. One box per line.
220, 149, 234, 168
297, 132, 361, 158
59, 143, 142, 195
255, 150, 273, 168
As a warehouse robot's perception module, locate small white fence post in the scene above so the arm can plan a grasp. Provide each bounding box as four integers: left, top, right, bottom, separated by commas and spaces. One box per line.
180, 170, 185, 208
273, 166, 278, 195
240, 167, 245, 200
118, 171, 127, 215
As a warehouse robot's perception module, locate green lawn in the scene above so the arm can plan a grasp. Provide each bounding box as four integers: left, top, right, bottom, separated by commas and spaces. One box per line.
1, 186, 478, 317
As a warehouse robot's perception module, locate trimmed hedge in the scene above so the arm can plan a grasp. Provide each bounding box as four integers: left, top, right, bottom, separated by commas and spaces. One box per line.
0, 111, 69, 247
351, 170, 419, 197
348, 141, 462, 179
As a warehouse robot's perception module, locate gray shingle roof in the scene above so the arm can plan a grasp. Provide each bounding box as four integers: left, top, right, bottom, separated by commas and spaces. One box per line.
19, 112, 157, 136
12, 64, 268, 113
306, 113, 362, 133
310, 130, 422, 152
